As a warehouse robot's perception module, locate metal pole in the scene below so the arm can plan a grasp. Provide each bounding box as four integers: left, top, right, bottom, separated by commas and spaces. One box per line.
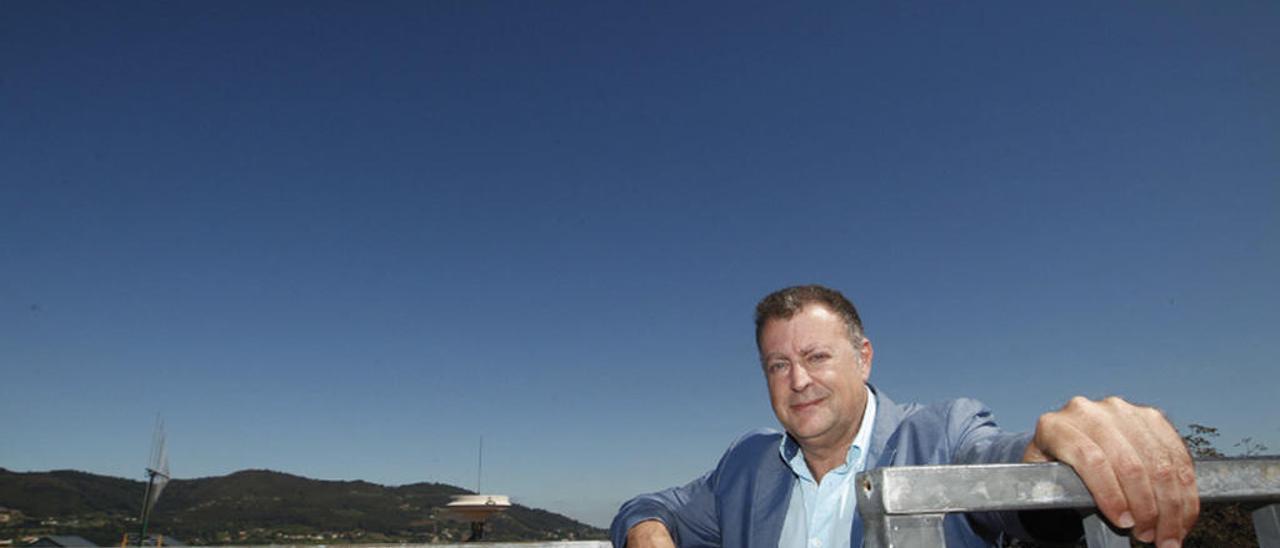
137, 471, 156, 546
1255, 504, 1280, 548
1082, 513, 1129, 548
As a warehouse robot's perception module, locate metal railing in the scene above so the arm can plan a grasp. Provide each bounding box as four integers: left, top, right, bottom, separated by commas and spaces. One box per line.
855, 457, 1280, 547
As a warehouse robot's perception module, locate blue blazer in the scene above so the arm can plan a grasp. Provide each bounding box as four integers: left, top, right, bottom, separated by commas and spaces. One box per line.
610, 386, 1036, 547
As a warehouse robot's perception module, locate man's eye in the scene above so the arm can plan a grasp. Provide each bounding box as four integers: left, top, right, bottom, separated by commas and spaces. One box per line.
768, 362, 788, 373
810, 353, 830, 362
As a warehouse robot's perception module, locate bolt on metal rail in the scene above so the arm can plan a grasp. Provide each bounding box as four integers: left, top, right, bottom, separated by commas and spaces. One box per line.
854, 457, 1280, 547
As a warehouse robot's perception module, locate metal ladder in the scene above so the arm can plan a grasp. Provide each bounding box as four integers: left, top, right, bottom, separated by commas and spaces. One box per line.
855, 457, 1280, 547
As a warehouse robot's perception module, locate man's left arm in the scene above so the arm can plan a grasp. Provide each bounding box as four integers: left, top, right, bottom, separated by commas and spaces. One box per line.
949, 398, 1076, 542
948, 396, 1199, 546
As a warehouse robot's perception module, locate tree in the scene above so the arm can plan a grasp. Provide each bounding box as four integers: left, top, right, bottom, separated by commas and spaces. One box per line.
1183, 423, 1224, 458
1234, 437, 1269, 457
1180, 424, 1260, 548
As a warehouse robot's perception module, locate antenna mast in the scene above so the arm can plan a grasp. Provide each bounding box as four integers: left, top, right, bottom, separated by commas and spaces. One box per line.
137, 415, 170, 546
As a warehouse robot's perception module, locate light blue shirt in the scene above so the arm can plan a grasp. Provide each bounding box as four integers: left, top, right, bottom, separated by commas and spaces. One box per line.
777, 386, 877, 548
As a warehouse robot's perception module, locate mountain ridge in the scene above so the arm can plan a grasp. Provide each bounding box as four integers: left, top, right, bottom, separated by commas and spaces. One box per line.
0, 467, 604, 545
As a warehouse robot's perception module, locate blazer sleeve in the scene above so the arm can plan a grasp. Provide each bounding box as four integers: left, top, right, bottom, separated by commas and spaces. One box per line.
609, 468, 721, 547
610, 427, 784, 547
946, 398, 1083, 543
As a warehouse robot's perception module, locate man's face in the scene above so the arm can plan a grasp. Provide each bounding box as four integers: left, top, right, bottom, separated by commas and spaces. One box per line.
759, 304, 872, 450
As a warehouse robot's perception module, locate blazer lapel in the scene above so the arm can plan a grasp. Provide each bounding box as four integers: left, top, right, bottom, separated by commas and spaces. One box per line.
853, 384, 905, 547
864, 384, 904, 467
749, 441, 794, 547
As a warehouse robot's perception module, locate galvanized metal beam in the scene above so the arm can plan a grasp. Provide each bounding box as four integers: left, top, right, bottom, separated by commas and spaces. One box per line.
855, 457, 1280, 547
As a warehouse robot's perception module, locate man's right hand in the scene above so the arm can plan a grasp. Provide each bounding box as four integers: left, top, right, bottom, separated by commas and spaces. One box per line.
626, 520, 675, 548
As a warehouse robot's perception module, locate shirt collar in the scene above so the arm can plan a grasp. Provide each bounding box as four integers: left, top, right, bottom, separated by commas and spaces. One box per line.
779, 385, 878, 480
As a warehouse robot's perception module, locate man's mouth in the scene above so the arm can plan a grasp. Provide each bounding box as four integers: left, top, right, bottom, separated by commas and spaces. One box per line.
791, 397, 825, 411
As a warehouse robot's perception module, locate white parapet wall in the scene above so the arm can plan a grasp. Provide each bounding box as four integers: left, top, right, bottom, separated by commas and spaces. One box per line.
422, 543, 609, 548
181, 543, 611, 548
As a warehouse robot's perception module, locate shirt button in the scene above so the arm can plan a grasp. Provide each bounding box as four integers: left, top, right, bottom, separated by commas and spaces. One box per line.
810, 539, 822, 547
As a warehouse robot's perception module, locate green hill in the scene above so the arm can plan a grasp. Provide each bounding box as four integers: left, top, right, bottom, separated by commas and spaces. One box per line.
0, 468, 604, 545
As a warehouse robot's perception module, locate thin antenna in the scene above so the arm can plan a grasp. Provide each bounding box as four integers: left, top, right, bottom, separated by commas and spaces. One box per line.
138, 414, 170, 546
477, 436, 483, 494
149, 417, 161, 470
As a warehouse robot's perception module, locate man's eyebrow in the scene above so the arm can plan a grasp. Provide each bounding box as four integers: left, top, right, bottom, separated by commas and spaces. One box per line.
799, 344, 827, 355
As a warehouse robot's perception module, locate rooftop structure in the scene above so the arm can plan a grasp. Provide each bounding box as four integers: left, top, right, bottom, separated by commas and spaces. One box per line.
446, 494, 512, 541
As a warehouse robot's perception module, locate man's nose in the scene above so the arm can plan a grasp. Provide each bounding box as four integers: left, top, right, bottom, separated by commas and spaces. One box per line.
788, 363, 812, 392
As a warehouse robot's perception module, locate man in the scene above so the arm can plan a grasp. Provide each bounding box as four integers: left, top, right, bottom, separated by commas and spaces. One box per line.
611, 285, 1198, 547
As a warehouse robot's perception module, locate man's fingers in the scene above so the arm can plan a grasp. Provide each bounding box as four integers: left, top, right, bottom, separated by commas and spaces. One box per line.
1150, 452, 1186, 546
1089, 398, 1160, 538
1179, 461, 1201, 540
1029, 410, 1134, 529
1103, 437, 1158, 538
1147, 409, 1199, 546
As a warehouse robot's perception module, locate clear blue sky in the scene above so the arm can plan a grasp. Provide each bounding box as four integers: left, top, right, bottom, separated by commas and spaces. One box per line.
2, 1, 1277, 529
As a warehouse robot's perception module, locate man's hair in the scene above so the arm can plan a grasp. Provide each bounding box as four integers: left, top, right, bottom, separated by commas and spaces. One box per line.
754, 284, 865, 351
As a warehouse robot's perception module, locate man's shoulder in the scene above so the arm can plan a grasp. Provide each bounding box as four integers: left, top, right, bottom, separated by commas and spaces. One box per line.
705, 428, 789, 492
885, 396, 1006, 462
892, 396, 996, 440
898, 396, 991, 424
702, 428, 785, 475
724, 427, 785, 457
873, 385, 991, 431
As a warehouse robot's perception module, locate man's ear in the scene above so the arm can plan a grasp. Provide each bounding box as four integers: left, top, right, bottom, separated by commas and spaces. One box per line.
859, 338, 874, 380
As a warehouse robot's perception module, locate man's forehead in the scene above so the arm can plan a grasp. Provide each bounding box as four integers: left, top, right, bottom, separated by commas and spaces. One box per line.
760, 305, 846, 346
769, 303, 842, 327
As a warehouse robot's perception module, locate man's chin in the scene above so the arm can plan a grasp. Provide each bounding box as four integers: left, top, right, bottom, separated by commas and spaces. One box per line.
783, 422, 829, 442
